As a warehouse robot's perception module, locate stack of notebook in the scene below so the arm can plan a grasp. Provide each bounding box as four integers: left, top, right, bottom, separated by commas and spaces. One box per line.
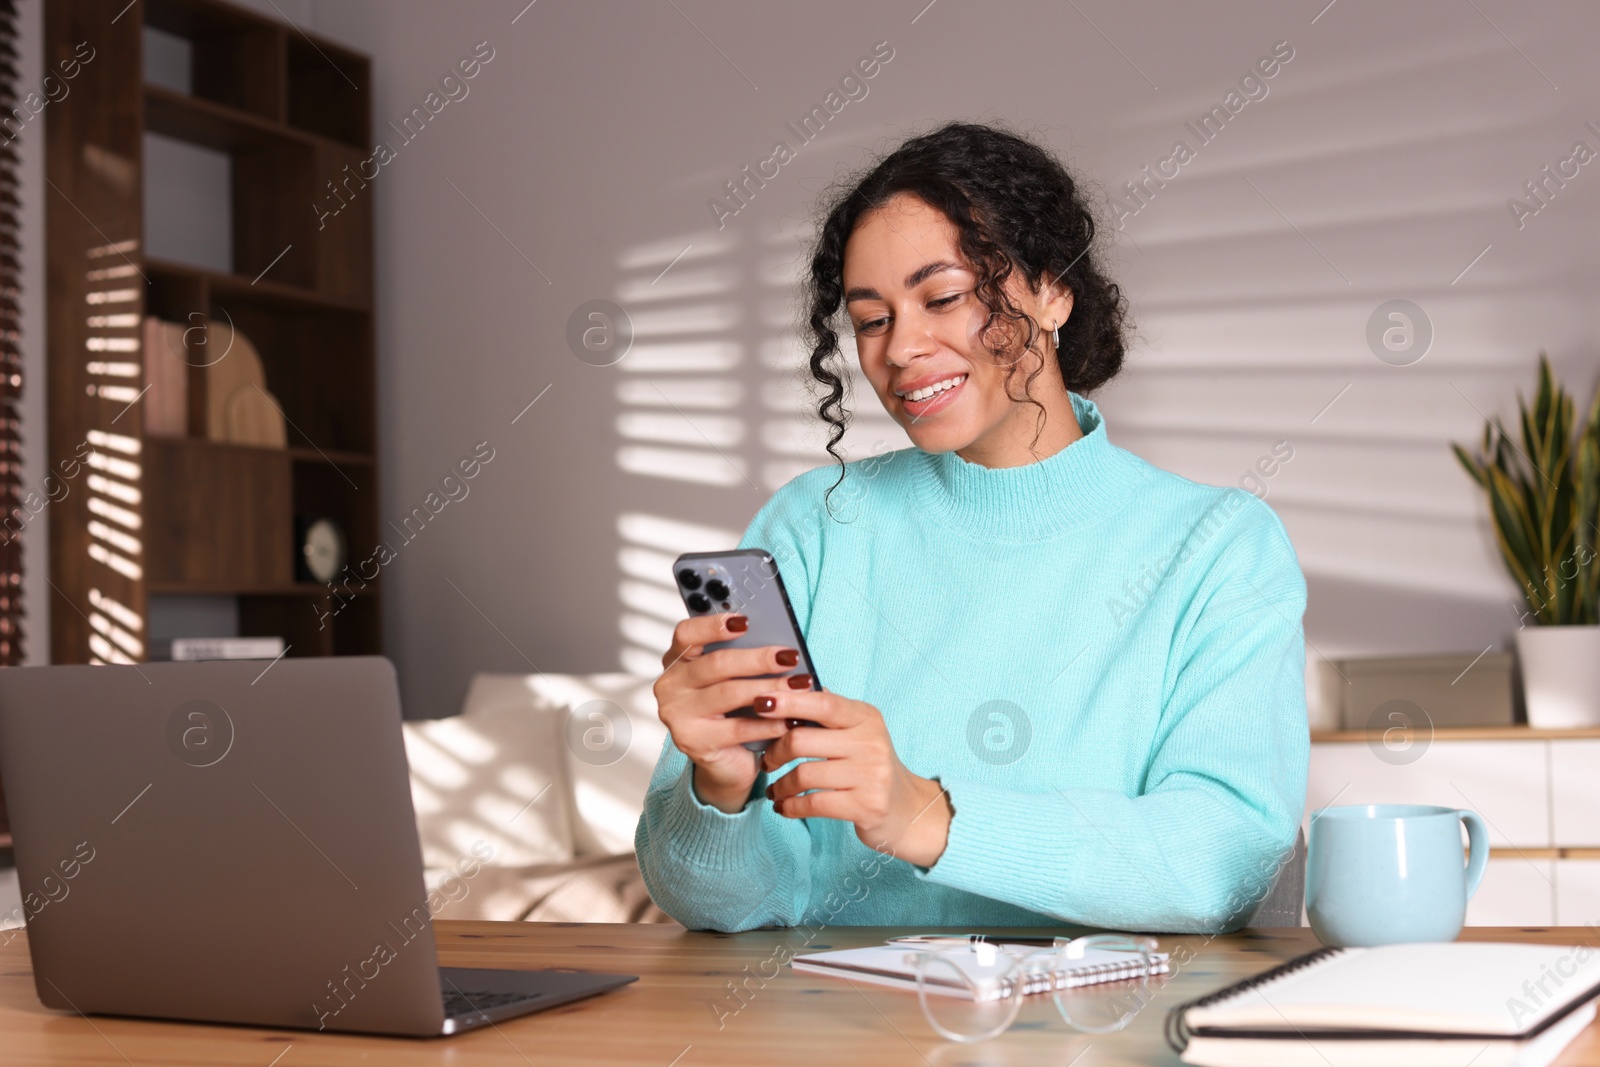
1166, 942, 1600, 1067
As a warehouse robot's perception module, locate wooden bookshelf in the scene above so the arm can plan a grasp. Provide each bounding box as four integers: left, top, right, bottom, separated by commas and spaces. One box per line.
45, 0, 379, 664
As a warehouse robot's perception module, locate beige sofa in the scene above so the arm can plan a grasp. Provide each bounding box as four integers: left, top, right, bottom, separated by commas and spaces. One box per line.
402, 672, 673, 923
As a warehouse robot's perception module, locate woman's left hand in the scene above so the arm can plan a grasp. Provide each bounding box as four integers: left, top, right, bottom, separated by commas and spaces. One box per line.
756, 689, 953, 868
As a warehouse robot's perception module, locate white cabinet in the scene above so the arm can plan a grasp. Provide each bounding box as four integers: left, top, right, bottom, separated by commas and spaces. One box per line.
1309, 735, 1599, 927
1550, 740, 1600, 847
1306, 740, 1551, 847
1468, 858, 1556, 927
1555, 859, 1600, 927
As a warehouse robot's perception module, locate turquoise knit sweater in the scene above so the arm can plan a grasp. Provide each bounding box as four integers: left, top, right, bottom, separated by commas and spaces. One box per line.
634, 393, 1309, 934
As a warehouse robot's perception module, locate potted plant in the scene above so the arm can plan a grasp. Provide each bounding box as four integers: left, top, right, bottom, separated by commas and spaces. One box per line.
1453, 354, 1600, 727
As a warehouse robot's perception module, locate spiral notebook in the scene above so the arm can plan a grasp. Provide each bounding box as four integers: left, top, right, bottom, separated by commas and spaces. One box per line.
790, 941, 1169, 1001
1166, 942, 1600, 1067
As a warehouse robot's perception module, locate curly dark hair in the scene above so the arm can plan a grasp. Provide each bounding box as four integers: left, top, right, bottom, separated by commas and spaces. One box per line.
800, 120, 1130, 513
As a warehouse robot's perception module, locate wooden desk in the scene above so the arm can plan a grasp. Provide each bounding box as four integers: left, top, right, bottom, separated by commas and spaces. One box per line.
2, 923, 1598, 1065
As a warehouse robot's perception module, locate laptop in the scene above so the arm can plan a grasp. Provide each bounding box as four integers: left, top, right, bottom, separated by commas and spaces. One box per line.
0, 656, 637, 1036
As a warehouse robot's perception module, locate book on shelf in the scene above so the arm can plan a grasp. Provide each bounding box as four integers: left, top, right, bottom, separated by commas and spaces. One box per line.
155, 637, 286, 662
142, 316, 189, 438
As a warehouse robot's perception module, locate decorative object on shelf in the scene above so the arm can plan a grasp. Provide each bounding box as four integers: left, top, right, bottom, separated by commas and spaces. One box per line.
1453, 354, 1600, 727
225, 385, 287, 446
142, 316, 190, 437
1315, 652, 1515, 731
203, 319, 286, 448
296, 516, 347, 584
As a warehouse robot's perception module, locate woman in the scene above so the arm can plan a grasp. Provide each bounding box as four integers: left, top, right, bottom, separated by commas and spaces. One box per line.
635, 121, 1308, 934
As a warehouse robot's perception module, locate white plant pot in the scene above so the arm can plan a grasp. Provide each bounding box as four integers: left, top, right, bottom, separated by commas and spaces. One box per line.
1515, 625, 1600, 728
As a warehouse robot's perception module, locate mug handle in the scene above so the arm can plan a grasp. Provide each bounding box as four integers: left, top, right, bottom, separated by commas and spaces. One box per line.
1457, 809, 1489, 900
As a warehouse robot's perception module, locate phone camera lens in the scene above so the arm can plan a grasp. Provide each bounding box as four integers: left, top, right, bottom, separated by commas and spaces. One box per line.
676, 568, 702, 590
704, 579, 730, 600
686, 592, 711, 613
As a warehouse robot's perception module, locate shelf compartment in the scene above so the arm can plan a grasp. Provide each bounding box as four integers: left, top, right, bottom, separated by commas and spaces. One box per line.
287, 34, 370, 147
144, 0, 285, 121
144, 86, 319, 290
313, 141, 374, 307
142, 437, 293, 589
144, 83, 308, 153
239, 593, 333, 658
210, 297, 374, 456
293, 457, 378, 585
236, 590, 380, 658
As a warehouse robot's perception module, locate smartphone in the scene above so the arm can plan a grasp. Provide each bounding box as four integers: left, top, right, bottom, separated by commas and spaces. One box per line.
672, 548, 821, 752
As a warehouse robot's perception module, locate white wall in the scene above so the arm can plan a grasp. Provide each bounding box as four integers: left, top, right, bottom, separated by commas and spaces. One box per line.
293, 0, 1600, 719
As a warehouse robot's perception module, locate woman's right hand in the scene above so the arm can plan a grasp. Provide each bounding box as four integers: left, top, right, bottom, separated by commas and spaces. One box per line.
654, 612, 810, 813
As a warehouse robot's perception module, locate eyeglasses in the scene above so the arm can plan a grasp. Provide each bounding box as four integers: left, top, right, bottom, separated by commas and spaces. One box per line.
903, 933, 1163, 1043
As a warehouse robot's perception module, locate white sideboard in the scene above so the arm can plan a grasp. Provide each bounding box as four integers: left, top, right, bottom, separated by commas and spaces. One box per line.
1307, 728, 1600, 928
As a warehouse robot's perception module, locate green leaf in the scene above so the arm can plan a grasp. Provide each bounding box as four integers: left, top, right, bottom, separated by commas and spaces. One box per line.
1486, 464, 1543, 611
1453, 443, 1488, 488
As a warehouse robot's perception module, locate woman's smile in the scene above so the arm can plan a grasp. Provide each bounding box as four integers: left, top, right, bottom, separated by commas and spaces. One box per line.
897, 372, 968, 419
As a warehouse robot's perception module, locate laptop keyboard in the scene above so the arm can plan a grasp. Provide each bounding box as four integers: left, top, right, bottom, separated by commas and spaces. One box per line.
442, 989, 545, 1019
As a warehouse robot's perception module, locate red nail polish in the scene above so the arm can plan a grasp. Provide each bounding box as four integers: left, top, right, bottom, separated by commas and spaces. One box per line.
754, 695, 777, 713
726, 614, 748, 632
776, 648, 799, 667
786, 673, 812, 690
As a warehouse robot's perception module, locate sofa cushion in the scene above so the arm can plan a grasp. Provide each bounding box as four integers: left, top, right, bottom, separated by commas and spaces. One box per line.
519, 672, 668, 857
402, 674, 577, 871
405, 672, 676, 925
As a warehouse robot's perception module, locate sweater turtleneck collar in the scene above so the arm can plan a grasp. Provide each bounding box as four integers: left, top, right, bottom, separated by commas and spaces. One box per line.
909, 392, 1149, 543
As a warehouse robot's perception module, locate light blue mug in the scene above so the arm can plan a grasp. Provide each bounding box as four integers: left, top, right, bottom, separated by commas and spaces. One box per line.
1305, 804, 1489, 947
